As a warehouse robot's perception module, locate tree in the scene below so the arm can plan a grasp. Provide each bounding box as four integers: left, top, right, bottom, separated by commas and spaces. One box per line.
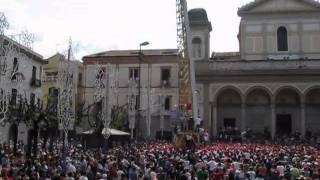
81, 102, 129, 148
110, 105, 129, 132
42, 95, 59, 154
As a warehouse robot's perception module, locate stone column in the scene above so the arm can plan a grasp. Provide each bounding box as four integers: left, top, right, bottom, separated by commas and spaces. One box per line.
203, 84, 210, 130
300, 101, 306, 138
262, 23, 268, 59
298, 21, 304, 56
241, 103, 246, 132
212, 102, 218, 137
271, 103, 276, 140
209, 102, 213, 136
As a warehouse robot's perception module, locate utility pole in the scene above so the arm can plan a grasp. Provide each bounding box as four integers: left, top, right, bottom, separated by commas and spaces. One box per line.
146, 63, 151, 138
137, 41, 149, 140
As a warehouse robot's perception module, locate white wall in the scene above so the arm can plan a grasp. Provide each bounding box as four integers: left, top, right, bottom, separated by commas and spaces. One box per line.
1, 49, 44, 103
240, 16, 320, 60
83, 60, 179, 134
0, 46, 45, 143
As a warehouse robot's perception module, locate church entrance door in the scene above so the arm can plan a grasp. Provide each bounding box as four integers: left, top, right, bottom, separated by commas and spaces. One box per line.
224, 118, 236, 128
276, 114, 292, 135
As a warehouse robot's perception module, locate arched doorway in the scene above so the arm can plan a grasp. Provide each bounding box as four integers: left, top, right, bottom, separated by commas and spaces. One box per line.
305, 88, 320, 137
216, 88, 242, 130
245, 88, 271, 133
275, 88, 301, 136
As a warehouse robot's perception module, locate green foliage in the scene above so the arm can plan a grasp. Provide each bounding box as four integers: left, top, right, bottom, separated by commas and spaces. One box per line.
110, 105, 128, 131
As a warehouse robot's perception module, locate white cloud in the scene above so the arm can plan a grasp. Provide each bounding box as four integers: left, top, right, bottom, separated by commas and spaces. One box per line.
1, 0, 253, 59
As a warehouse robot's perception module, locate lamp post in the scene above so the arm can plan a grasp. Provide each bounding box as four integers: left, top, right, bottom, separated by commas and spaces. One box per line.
137, 41, 149, 140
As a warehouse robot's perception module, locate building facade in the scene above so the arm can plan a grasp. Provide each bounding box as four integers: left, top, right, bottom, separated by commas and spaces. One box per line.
194, 0, 320, 139
42, 53, 84, 130
0, 35, 46, 143
82, 49, 179, 138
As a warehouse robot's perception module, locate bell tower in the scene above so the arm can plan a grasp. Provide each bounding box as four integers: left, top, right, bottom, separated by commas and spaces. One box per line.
188, 8, 212, 61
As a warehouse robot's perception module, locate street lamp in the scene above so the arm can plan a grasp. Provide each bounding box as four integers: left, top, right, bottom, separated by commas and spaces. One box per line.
137, 41, 149, 140
140, 41, 150, 48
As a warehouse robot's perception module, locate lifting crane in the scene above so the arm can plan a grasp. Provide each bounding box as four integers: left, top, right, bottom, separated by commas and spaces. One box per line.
176, 0, 198, 130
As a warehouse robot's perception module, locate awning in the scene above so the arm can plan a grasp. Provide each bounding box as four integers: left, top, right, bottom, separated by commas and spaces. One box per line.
82, 128, 130, 136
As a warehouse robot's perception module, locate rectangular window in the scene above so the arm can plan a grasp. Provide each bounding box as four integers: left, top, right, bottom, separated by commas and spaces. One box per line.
30, 93, 35, 106
78, 73, 83, 86
32, 66, 37, 81
135, 95, 140, 110
46, 73, 52, 81
49, 87, 59, 97
161, 68, 170, 82
37, 98, 41, 107
129, 68, 139, 80
46, 72, 58, 82
165, 96, 171, 111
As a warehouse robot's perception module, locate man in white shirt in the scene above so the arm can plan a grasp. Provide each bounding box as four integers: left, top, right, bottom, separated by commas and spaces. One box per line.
277, 164, 285, 178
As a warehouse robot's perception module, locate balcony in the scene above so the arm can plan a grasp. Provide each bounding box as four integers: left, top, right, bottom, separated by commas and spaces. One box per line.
30, 78, 41, 87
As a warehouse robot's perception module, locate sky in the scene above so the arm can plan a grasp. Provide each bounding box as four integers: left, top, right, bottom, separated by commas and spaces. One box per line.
1, 0, 253, 59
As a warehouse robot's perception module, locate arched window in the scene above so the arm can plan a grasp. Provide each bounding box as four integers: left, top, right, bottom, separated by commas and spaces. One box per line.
277, 26, 288, 51
192, 37, 202, 58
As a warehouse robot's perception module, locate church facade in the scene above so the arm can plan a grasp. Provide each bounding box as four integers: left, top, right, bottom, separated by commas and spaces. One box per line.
193, 0, 320, 139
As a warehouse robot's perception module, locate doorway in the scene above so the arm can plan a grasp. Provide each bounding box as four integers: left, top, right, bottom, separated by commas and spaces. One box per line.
276, 114, 292, 135
224, 118, 236, 128
8, 124, 18, 143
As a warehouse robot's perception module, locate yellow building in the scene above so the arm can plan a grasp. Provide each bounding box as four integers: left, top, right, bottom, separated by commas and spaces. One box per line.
42, 53, 84, 129
42, 53, 61, 109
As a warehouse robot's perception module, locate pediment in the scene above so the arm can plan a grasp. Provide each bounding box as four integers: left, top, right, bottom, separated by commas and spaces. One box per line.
238, 0, 320, 15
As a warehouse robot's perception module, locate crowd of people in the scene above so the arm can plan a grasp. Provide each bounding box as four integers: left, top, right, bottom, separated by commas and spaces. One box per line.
0, 140, 319, 179
216, 127, 320, 146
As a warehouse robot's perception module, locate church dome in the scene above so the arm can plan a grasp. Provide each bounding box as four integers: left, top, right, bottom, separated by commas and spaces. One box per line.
188, 8, 209, 22
188, 8, 212, 31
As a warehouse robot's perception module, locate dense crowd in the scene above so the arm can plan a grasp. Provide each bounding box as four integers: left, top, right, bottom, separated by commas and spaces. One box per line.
0, 141, 319, 179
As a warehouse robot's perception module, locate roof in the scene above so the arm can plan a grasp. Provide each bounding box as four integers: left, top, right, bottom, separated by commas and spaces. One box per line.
46, 53, 82, 65
83, 49, 178, 58
188, 8, 209, 21
45, 53, 65, 60
1, 35, 45, 63
82, 128, 130, 136
238, 0, 320, 14
188, 8, 212, 31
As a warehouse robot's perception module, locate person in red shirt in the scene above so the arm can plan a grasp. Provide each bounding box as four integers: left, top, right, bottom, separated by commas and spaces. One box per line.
211, 168, 225, 180
257, 164, 267, 178
270, 165, 280, 179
